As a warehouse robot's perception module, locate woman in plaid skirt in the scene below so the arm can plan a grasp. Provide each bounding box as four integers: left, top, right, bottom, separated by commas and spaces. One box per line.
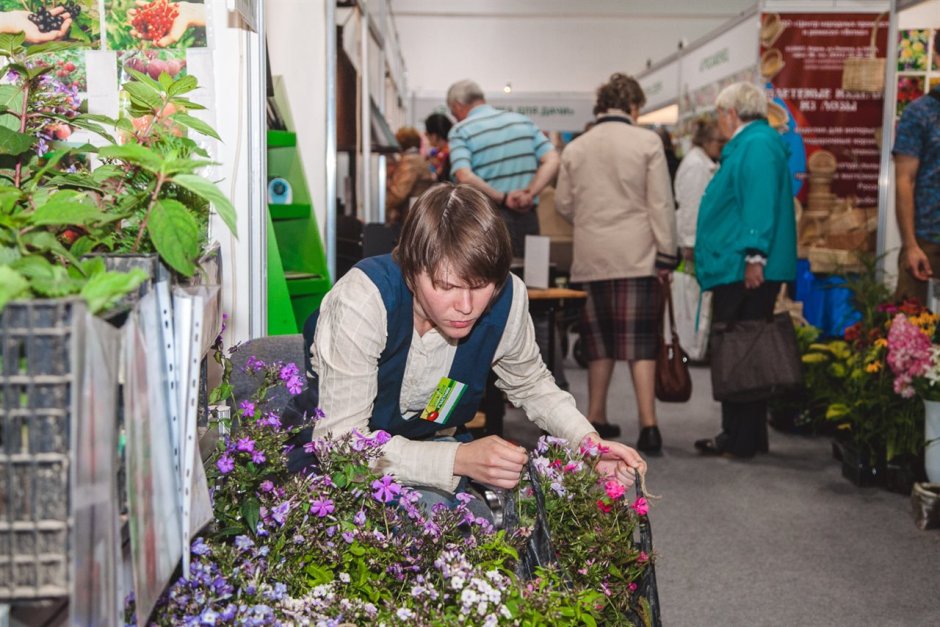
556, 73, 678, 454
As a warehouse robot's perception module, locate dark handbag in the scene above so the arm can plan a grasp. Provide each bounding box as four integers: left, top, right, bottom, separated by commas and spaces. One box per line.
709, 312, 803, 403
655, 287, 692, 403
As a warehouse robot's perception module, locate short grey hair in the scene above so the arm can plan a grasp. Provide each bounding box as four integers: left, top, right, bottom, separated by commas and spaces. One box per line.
446, 79, 485, 106
715, 82, 767, 121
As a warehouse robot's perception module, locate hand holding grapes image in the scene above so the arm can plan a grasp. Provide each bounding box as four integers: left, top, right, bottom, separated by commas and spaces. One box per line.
0, 7, 72, 43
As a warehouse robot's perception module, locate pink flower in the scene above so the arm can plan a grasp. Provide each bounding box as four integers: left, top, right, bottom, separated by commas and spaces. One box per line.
887, 313, 934, 398
628, 582, 638, 592
604, 480, 625, 500
632, 497, 649, 516
596, 499, 612, 513
637, 550, 649, 563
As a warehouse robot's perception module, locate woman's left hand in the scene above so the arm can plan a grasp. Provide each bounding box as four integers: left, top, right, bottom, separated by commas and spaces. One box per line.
581, 433, 646, 487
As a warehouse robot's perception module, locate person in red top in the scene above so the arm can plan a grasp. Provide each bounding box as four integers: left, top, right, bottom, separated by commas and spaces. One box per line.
424, 113, 453, 182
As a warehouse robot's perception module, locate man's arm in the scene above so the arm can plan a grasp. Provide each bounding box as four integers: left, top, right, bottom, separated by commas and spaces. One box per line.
508, 150, 560, 210
452, 166, 507, 204
895, 155, 930, 280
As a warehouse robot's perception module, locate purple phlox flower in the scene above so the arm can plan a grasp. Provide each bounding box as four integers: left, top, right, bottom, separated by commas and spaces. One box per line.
258, 546, 269, 556
286, 375, 303, 395
259, 480, 274, 493
239, 400, 256, 417
199, 608, 219, 625
234, 535, 254, 552
279, 363, 300, 382
216, 455, 235, 475
251, 450, 266, 465
422, 519, 441, 537
342, 531, 355, 544
353, 510, 367, 526
372, 475, 402, 503
264, 582, 288, 602
258, 412, 282, 429
255, 521, 268, 537
303, 440, 318, 454
245, 356, 265, 373
326, 525, 337, 537
313, 407, 326, 420
191, 537, 210, 556
373, 430, 391, 445
236, 437, 255, 453
310, 497, 335, 518
219, 605, 236, 622
455, 492, 474, 505
271, 500, 292, 525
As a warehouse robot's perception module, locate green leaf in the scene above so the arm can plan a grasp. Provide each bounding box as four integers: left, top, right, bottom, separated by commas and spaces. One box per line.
123, 80, 164, 113
91, 164, 124, 183
60, 116, 114, 142
69, 235, 97, 258
98, 143, 163, 172
29, 264, 83, 298
240, 497, 261, 535
171, 174, 237, 236
124, 67, 164, 93
0, 33, 25, 57
0, 85, 23, 131
0, 244, 20, 265
158, 71, 174, 92
79, 268, 147, 314
0, 126, 34, 156
25, 42, 76, 57
26, 64, 54, 81
167, 75, 198, 98
44, 173, 104, 192
148, 199, 200, 276
171, 114, 221, 141
0, 266, 29, 311
32, 192, 102, 226
162, 157, 217, 176
169, 97, 205, 111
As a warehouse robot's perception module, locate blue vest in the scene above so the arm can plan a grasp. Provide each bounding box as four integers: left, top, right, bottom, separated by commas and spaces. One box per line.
302, 255, 513, 439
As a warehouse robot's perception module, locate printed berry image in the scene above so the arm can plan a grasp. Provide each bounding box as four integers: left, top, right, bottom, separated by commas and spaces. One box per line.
105, 0, 206, 50
0, 0, 101, 46
130, 0, 178, 41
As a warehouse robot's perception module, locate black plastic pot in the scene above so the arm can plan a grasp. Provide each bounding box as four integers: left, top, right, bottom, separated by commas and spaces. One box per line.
837, 440, 883, 488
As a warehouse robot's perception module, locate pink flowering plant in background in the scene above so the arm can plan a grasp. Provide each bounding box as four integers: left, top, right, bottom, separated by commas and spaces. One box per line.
887, 313, 940, 401
126, 342, 603, 625
513, 436, 655, 625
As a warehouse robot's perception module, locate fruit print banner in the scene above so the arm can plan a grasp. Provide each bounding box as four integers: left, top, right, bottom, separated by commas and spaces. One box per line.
760, 12, 888, 210
105, 0, 207, 51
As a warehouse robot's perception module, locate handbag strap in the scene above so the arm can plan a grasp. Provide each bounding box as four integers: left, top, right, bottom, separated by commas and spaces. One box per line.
662, 284, 681, 345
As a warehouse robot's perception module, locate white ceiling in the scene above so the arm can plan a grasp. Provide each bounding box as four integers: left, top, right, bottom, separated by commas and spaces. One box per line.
391, 0, 756, 94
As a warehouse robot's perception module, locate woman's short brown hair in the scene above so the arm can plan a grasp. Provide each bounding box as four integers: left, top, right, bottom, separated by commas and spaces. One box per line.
595, 73, 646, 114
393, 184, 512, 291
395, 127, 422, 151
691, 117, 719, 147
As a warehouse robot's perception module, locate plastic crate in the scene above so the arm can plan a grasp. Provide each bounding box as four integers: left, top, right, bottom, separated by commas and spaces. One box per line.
0, 300, 80, 601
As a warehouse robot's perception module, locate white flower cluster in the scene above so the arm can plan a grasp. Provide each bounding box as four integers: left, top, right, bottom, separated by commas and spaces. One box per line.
434, 547, 512, 623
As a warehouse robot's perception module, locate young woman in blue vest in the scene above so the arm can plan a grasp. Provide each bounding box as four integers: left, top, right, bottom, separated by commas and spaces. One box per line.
296, 184, 646, 513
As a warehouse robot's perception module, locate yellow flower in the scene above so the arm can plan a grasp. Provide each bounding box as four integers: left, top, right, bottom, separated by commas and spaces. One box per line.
865, 361, 882, 373
874, 338, 887, 348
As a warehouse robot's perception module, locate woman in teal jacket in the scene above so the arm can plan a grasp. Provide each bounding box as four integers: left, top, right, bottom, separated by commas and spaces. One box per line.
693, 82, 797, 458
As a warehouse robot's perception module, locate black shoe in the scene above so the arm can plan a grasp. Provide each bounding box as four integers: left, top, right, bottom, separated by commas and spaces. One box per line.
694, 438, 724, 456
637, 426, 662, 454
590, 421, 621, 439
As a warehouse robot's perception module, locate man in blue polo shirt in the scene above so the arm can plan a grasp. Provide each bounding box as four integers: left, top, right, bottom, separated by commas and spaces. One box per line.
893, 34, 940, 304
446, 79, 559, 257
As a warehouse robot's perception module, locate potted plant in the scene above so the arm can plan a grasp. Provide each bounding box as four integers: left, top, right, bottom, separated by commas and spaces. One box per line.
127, 344, 603, 625
0, 33, 235, 313
886, 311, 940, 484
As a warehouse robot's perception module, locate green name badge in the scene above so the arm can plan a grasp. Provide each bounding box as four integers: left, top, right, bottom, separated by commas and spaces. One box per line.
420, 377, 468, 425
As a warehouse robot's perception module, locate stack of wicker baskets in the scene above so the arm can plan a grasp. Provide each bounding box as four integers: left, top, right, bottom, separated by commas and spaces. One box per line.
800, 150, 877, 273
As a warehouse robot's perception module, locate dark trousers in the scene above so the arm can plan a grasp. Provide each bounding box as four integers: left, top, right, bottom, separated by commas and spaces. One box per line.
711, 280, 780, 457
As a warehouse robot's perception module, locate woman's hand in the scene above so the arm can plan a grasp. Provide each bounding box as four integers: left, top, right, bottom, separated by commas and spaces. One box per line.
0, 9, 72, 43
581, 433, 647, 488
454, 435, 528, 489
744, 261, 765, 289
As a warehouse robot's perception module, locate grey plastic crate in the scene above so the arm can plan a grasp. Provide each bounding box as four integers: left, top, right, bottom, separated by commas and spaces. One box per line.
0, 299, 80, 601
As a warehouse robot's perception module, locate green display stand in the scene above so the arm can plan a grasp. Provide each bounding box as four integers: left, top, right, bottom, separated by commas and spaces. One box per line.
267, 130, 332, 335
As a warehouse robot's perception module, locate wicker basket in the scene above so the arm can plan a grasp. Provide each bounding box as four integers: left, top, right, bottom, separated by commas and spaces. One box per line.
842, 13, 886, 93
